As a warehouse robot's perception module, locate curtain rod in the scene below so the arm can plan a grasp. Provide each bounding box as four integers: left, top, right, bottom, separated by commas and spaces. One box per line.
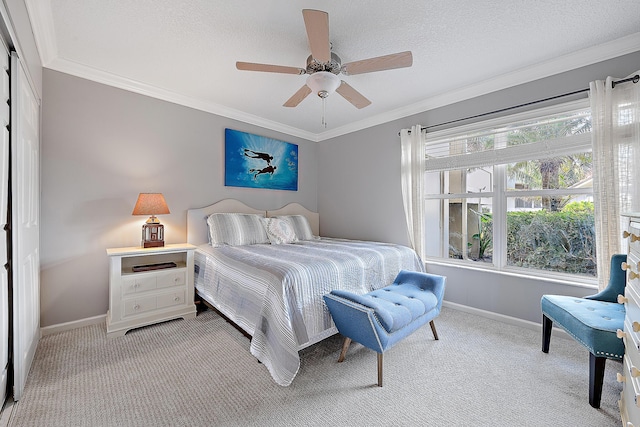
612, 74, 640, 88
400, 74, 640, 136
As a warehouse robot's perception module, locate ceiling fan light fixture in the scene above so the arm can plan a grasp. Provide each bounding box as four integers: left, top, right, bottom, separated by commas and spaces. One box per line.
306, 71, 340, 99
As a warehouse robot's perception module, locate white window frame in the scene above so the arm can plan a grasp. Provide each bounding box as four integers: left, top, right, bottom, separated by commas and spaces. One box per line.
424, 99, 596, 285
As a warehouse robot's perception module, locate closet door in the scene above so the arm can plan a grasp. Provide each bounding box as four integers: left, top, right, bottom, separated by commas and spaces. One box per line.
10, 52, 39, 401
0, 45, 8, 406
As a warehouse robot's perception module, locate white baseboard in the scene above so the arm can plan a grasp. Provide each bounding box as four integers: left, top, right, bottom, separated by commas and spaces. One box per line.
40, 314, 106, 337
443, 300, 570, 340
38, 303, 570, 341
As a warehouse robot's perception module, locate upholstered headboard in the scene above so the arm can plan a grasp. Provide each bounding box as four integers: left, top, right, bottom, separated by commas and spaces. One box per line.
186, 199, 319, 246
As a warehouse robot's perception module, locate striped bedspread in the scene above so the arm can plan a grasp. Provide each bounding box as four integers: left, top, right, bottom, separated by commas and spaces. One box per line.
194, 237, 424, 386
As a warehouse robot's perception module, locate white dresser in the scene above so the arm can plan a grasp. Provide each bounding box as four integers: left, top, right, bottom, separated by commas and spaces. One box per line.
106, 243, 196, 338
619, 214, 640, 426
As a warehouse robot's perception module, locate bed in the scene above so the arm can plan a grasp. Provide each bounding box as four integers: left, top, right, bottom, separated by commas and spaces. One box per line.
187, 199, 424, 386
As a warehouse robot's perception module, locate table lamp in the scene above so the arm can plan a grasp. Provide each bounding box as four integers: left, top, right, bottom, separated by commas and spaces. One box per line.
132, 193, 170, 248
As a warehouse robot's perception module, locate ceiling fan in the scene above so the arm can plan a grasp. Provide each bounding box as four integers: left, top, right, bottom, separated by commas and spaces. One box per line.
236, 9, 413, 111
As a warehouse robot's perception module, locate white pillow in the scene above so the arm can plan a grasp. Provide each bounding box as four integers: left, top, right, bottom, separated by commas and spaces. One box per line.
206, 213, 269, 247
262, 217, 298, 245
275, 215, 316, 241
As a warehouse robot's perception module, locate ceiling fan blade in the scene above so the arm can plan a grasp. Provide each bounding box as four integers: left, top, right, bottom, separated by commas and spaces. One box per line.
236, 61, 306, 75
283, 85, 312, 107
341, 51, 413, 75
302, 9, 330, 63
336, 81, 371, 109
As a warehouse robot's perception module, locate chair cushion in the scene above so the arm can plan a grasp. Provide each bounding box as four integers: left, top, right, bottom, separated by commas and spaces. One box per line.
541, 295, 624, 359
331, 283, 438, 333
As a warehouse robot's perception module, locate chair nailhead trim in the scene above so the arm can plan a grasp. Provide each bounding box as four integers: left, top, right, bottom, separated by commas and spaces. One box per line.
544, 313, 623, 360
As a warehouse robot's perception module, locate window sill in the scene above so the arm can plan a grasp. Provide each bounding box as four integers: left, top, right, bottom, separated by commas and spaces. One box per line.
424, 258, 599, 290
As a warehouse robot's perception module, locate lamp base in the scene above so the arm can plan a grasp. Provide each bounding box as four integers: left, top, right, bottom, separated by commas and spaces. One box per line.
142, 241, 165, 248
141, 223, 165, 248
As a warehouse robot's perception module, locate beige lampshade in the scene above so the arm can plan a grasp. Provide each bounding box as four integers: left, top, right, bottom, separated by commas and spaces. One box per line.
132, 193, 170, 223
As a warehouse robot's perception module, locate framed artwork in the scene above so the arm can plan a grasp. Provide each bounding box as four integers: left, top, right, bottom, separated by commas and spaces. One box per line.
224, 128, 298, 191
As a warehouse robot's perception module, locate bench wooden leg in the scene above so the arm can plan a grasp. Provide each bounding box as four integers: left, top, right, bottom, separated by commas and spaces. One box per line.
542, 315, 552, 353
377, 352, 383, 387
338, 337, 351, 363
589, 353, 606, 408
429, 320, 439, 340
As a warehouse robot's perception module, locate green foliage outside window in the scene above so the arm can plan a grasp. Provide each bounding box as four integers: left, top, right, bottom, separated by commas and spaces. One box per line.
466, 201, 596, 276
506, 201, 596, 276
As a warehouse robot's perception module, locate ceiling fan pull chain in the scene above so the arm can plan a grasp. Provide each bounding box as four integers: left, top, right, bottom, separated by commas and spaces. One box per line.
322, 97, 327, 128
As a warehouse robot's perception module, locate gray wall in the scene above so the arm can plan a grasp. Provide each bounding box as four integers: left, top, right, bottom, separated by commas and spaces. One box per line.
39, 46, 640, 327
40, 70, 318, 327
318, 51, 640, 324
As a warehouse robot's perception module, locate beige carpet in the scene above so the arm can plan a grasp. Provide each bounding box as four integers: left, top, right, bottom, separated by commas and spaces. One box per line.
8, 307, 622, 426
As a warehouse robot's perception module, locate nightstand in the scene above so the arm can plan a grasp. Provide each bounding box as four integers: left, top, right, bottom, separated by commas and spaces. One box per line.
106, 243, 196, 338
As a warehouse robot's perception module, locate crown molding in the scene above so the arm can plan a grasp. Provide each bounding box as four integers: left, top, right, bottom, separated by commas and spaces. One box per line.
24, 0, 57, 65
45, 57, 321, 142
316, 32, 640, 141
32, 0, 640, 144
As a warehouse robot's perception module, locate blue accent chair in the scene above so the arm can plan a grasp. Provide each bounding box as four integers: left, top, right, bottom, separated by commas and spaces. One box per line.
541, 253, 627, 408
323, 270, 446, 386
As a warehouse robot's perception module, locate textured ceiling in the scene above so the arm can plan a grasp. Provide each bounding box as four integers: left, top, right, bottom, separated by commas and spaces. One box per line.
26, 0, 640, 141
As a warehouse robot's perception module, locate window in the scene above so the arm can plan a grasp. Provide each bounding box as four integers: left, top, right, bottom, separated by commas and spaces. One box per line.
424, 100, 595, 280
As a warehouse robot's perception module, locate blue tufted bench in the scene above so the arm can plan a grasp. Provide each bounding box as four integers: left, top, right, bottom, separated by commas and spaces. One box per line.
323, 270, 446, 386
541, 253, 627, 408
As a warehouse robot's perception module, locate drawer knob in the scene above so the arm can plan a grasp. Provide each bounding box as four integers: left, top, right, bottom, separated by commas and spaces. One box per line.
631, 271, 640, 280
623, 262, 631, 271
618, 372, 626, 383
618, 329, 627, 339
634, 321, 640, 333
632, 366, 640, 378
174, 296, 180, 302
619, 294, 629, 304
624, 230, 640, 241
134, 304, 140, 311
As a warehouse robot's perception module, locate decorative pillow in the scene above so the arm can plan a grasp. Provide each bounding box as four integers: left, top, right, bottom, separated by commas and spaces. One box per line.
262, 217, 298, 245
275, 215, 316, 241
206, 213, 269, 247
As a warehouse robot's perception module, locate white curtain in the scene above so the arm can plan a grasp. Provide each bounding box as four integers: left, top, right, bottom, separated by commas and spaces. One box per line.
590, 71, 640, 289
400, 125, 426, 260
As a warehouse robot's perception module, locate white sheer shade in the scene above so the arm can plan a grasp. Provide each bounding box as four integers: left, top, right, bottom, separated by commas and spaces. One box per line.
400, 125, 426, 260
590, 70, 640, 289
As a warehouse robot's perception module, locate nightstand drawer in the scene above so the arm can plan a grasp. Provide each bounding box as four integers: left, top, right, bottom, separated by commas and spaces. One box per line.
122, 275, 157, 295
123, 295, 157, 317
156, 270, 186, 289
122, 269, 186, 296
157, 290, 186, 309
